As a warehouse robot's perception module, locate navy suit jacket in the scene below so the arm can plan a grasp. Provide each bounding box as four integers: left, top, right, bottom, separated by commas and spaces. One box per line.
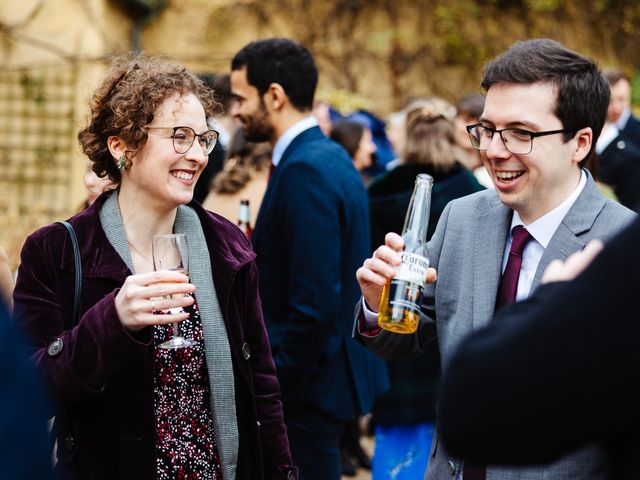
253, 125, 387, 420
598, 117, 640, 211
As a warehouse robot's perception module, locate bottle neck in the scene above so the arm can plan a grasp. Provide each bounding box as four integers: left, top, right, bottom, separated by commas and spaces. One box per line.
402, 179, 432, 249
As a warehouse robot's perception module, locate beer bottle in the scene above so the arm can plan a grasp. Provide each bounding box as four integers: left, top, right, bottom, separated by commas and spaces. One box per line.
378, 173, 433, 334
237, 199, 252, 239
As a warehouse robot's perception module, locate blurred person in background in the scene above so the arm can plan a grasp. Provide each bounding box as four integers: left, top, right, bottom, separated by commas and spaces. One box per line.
330, 117, 380, 475
368, 100, 484, 247
330, 119, 377, 180
203, 127, 272, 226
230, 38, 387, 480
312, 100, 333, 136
596, 70, 640, 210
192, 73, 234, 204
81, 162, 116, 209
13, 55, 296, 480
454, 93, 493, 188
0, 297, 53, 479
0, 245, 13, 311
365, 101, 483, 480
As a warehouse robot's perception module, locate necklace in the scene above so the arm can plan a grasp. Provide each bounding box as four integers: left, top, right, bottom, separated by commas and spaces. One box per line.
127, 240, 152, 264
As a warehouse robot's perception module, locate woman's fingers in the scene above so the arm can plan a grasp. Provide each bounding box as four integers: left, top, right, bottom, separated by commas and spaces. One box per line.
148, 294, 195, 314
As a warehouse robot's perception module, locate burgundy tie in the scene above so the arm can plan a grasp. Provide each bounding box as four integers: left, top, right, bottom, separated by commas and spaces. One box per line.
463, 226, 533, 480
495, 225, 533, 310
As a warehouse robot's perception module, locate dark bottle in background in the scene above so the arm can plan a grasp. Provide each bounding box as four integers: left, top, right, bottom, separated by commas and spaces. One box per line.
237, 199, 252, 239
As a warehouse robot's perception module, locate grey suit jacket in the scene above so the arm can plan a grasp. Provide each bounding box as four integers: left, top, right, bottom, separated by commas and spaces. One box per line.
356, 174, 635, 480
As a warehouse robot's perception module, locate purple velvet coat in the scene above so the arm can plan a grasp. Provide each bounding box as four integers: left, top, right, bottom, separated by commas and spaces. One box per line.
13, 194, 296, 480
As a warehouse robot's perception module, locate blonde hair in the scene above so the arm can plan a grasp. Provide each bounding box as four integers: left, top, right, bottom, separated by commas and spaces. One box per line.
403, 99, 457, 171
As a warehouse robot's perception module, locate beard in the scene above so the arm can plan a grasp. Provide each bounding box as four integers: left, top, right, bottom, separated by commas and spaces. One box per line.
241, 100, 275, 142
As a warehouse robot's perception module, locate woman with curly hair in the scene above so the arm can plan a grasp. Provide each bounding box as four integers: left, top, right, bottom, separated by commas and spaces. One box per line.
13, 55, 296, 480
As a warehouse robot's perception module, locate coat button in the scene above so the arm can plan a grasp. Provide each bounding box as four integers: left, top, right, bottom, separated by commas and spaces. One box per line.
447, 460, 456, 475
47, 338, 64, 357
256, 420, 261, 428
617, 140, 627, 149
241, 343, 251, 360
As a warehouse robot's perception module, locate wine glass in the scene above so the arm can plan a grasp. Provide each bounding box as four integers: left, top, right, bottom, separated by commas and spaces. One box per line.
152, 233, 197, 349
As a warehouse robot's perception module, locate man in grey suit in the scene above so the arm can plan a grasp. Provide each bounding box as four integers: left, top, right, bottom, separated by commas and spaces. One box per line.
355, 39, 636, 479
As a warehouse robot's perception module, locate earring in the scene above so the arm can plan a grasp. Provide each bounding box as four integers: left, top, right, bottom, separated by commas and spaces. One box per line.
117, 154, 128, 172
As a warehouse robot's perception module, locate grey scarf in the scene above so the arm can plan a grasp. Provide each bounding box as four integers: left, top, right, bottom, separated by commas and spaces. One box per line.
100, 192, 238, 480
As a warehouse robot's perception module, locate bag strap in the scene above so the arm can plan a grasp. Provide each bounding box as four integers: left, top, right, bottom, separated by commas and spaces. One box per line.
52, 221, 83, 463
57, 221, 82, 326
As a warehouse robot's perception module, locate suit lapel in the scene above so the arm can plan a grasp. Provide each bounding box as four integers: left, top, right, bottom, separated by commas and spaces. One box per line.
531, 175, 606, 290
252, 126, 323, 248
472, 198, 512, 329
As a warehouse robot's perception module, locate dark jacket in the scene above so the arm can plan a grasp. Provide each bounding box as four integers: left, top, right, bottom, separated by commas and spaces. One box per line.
368, 162, 485, 248
253, 126, 388, 420
0, 299, 53, 480
367, 162, 484, 425
13, 194, 295, 480
597, 134, 640, 211
438, 216, 640, 479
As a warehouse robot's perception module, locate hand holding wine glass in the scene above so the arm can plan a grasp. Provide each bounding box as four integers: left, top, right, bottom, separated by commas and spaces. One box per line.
152, 233, 198, 349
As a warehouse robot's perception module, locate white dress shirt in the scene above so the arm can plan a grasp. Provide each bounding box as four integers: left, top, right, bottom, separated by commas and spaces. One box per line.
271, 115, 319, 167
362, 170, 588, 322
595, 123, 620, 155
504, 170, 586, 301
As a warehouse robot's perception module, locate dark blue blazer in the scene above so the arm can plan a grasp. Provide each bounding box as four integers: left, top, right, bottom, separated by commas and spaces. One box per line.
253, 125, 388, 420
598, 133, 640, 211
0, 300, 53, 479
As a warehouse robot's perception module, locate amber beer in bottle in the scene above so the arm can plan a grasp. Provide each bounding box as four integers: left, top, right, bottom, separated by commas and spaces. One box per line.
378, 174, 433, 334
237, 199, 252, 239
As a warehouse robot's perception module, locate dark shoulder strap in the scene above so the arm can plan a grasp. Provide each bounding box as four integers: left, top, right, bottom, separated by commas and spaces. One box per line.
57, 221, 82, 327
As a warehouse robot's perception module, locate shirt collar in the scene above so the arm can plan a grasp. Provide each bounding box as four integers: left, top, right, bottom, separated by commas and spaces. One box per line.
510, 169, 587, 248
616, 108, 631, 131
272, 115, 319, 167
595, 123, 620, 155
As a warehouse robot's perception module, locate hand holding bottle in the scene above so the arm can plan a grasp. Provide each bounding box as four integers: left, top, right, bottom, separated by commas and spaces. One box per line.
357, 232, 437, 314
358, 174, 438, 333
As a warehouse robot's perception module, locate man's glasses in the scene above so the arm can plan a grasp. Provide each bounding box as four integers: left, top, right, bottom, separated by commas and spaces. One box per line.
145, 126, 219, 155
466, 124, 573, 155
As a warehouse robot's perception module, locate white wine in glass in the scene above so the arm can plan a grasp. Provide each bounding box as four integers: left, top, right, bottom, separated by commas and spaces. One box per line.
152, 233, 197, 349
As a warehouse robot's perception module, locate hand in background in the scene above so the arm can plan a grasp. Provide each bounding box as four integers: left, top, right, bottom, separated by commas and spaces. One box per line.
542, 240, 604, 284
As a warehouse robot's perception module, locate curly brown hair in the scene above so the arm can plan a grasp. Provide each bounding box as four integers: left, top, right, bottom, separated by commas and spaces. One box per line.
212, 129, 272, 194
78, 54, 220, 184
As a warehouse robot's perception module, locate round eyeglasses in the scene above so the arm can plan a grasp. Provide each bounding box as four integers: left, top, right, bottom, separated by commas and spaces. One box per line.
145, 126, 219, 155
466, 124, 573, 155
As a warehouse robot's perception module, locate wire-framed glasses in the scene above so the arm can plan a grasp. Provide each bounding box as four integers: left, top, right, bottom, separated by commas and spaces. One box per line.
466, 123, 573, 155
145, 126, 219, 155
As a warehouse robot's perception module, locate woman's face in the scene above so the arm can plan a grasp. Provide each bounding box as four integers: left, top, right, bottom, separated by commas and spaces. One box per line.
123, 92, 209, 209
353, 128, 376, 171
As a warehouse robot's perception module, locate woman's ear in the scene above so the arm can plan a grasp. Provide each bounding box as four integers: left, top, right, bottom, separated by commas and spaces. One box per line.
107, 136, 131, 172
107, 136, 126, 161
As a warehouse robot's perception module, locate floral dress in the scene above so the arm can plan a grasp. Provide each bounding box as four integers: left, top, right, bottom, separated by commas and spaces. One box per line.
153, 295, 223, 479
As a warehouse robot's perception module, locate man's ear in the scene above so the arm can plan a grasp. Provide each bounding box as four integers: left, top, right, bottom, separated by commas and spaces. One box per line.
263, 83, 287, 112
107, 136, 127, 162
572, 127, 592, 164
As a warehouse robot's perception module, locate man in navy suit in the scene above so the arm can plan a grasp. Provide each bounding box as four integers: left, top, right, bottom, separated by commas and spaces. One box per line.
230, 38, 387, 480
596, 70, 640, 209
